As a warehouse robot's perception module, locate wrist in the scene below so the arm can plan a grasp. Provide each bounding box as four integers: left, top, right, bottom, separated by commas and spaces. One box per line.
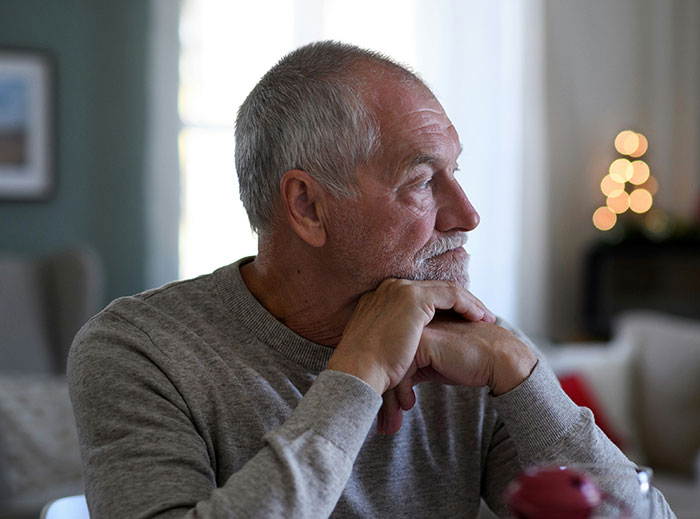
491, 348, 538, 396
326, 355, 388, 395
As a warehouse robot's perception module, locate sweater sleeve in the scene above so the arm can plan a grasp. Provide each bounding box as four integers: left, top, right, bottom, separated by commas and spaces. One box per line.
68, 310, 381, 519
480, 354, 677, 518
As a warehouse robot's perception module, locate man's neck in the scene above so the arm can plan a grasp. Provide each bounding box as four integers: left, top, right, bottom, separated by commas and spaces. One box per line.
239, 250, 359, 347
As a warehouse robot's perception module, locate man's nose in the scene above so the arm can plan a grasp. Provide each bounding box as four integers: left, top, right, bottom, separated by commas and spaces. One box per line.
435, 178, 480, 232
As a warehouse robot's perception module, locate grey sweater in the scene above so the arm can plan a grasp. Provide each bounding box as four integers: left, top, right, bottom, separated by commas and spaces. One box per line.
68, 259, 675, 518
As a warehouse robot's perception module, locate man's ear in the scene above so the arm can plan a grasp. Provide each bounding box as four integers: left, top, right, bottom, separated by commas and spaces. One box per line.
280, 170, 328, 247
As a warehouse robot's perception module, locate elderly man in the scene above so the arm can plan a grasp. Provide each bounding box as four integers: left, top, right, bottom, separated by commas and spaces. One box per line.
69, 41, 674, 518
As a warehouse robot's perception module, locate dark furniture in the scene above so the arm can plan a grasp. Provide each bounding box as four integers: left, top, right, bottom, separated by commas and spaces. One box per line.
584, 236, 700, 338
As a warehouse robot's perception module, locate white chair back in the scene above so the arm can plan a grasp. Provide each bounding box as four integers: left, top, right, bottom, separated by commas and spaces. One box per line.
40, 494, 90, 519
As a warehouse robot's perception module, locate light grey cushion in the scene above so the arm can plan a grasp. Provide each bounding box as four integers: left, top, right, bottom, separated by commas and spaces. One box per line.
0, 375, 83, 510
546, 340, 645, 463
615, 312, 700, 475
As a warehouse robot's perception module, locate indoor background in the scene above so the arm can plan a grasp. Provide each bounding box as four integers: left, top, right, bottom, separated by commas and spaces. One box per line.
0, 1, 698, 517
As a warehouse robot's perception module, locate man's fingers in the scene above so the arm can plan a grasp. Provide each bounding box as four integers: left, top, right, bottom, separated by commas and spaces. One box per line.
378, 278, 493, 325
445, 286, 495, 323
378, 389, 403, 435
413, 280, 495, 324
395, 360, 417, 411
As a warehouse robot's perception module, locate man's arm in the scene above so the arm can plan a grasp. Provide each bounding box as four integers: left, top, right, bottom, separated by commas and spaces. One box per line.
405, 318, 676, 518
328, 289, 676, 517
483, 356, 677, 518
69, 310, 381, 519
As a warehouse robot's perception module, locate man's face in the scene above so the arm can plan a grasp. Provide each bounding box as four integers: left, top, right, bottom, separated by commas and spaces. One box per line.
324, 80, 480, 292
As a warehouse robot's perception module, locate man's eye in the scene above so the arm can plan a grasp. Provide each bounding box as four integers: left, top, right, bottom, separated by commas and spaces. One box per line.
417, 178, 433, 189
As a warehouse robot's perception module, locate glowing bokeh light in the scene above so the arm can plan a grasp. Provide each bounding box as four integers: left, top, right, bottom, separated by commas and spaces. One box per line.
609, 158, 633, 183
593, 206, 617, 231
600, 174, 625, 197
614, 131, 632, 153
629, 160, 650, 185
630, 132, 648, 157
629, 188, 653, 213
614, 130, 639, 156
642, 176, 658, 195
606, 191, 630, 214
595, 131, 656, 230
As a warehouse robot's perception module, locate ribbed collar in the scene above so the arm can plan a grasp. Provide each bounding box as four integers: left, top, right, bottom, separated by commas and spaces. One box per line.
214, 258, 335, 372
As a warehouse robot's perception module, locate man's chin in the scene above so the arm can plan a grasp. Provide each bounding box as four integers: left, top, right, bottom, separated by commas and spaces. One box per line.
430, 269, 470, 288
408, 257, 470, 288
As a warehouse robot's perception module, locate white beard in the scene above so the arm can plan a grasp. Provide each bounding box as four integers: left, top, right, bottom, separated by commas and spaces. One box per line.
391, 232, 470, 288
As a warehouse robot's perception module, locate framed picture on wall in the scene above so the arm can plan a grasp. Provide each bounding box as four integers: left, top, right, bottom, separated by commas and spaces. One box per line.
0, 49, 53, 200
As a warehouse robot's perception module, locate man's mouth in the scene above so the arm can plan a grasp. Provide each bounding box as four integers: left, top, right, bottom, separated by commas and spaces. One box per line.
419, 233, 468, 261
432, 246, 468, 261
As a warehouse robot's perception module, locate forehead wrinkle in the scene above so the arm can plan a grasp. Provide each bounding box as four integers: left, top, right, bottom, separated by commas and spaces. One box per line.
382, 111, 449, 136
366, 81, 462, 185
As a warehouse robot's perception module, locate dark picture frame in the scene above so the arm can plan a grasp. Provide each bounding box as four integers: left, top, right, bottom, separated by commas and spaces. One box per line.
0, 49, 53, 200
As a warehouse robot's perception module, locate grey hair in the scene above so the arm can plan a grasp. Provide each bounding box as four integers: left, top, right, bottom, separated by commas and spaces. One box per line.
235, 40, 425, 234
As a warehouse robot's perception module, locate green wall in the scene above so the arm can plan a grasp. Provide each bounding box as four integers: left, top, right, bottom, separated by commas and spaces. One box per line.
0, 0, 150, 304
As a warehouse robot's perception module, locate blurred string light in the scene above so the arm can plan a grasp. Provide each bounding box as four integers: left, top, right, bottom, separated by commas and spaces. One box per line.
614, 130, 648, 157
600, 175, 624, 197
592, 207, 617, 231
592, 130, 662, 232
609, 158, 634, 183
629, 188, 653, 213
606, 191, 630, 214
629, 160, 650, 185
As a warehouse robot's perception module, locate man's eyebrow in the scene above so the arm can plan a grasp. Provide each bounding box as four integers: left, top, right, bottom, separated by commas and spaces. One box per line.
406, 154, 438, 170
405, 145, 463, 171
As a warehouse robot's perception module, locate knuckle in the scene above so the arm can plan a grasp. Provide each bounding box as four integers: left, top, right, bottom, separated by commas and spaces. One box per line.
390, 278, 410, 288
445, 280, 459, 291
397, 282, 421, 300
377, 277, 399, 292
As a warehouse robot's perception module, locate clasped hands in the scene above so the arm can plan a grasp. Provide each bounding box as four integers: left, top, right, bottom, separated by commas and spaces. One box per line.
326, 278, 537, 434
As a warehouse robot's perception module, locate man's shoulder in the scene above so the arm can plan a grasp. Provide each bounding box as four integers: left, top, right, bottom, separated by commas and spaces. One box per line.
67, 263, 259, 393
71, 263, 244, 356
101, 271, 220, 327
130, 271, 215, 306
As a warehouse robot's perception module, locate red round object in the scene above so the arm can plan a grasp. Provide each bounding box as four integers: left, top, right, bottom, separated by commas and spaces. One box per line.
505, 466, 603, 519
